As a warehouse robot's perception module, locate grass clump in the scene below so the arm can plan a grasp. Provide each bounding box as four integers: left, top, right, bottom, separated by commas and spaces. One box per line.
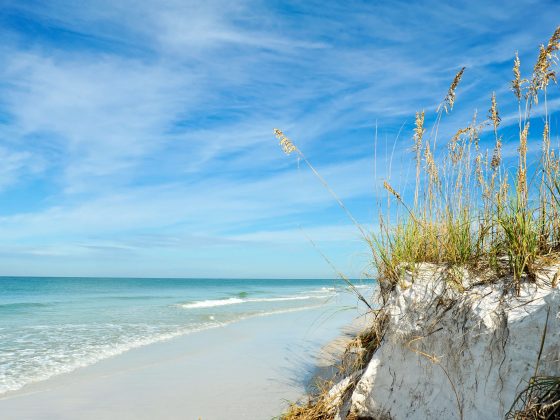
506, 376, 560, 419
507, 309, 559, 419
370, 26, 560, 297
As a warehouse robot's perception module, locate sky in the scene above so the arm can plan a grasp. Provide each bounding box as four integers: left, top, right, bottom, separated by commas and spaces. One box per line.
0, 0, 559, 278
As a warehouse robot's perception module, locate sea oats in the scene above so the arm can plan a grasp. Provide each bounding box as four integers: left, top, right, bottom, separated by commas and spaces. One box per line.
545, 26, 560, 59
512, 52, 523, 100
487, 93, 502, 172
413, 111, 425, 152
424, 141, 439, 183
273, 128, 297, 155
517, 123, 530, 201
275, 26, 560, 319
449, 127, 469, 164
497, 172, 509, 206
531, 25, 560, 99
475, 153, 484, 188
441, 67, 466, 113
413, 111, 425, 206
543, 121, 551, 173
489, 92, 501, 132
383, 181, 401, 201
469, 110, 481, 150
519, 123, 529, 161
491, 137, 502, 170
272, 129, 369, 241
543, 122, 550, 154
551, 150, 560, 173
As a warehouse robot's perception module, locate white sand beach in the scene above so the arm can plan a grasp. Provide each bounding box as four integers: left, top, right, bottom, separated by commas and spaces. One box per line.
0, 299, 364, 420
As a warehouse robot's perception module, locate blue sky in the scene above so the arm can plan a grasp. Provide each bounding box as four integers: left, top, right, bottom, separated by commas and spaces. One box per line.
0, 0, 559, 278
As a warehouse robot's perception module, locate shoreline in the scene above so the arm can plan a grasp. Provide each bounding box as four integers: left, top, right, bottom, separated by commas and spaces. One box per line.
0, 292, 366, 419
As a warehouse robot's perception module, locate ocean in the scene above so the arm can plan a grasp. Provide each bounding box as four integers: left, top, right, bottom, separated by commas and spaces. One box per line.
0, 277, 372, 395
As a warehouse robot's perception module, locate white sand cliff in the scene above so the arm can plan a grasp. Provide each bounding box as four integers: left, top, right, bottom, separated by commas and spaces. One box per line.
332, 263, 560, 420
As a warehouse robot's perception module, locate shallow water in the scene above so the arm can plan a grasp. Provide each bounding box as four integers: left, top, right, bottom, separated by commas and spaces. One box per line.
0, 277, 372, 394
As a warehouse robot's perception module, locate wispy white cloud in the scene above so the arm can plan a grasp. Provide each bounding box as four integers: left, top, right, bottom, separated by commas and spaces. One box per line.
0, 146, 44, 190
0, 156, 376, 240
0, 0, 559, 276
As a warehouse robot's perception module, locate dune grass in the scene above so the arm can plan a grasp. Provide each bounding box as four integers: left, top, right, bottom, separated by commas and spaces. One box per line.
276, 27, 560, 299
275, 26, 560, 419
371, 26, 560, 297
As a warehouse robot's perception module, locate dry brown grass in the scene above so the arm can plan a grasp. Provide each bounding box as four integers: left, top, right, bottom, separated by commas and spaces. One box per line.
507, 309, 559, 419
281, 312, 388, 420
506, 376, 560, 419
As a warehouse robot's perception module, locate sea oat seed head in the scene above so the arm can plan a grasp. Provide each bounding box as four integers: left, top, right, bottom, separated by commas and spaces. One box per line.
491, 137, 502, 170
449, 127, 469, 164
519, 123, 529, 158
532, 26, 560, 97
424, 142, 439, 182
442, 67, 466, 113
517, 123, 530, 199
383, 181, 401, 201
551, 151, 560, 173
543, 121, 550, 161
489, 92, 501, 131
273, 128, 297, 155
413, 111, 425, 151
475, 153, 484, 187
512, 52, 523, 100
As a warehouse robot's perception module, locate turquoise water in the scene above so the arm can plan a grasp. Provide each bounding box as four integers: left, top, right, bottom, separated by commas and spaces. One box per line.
0, 277, 372, 395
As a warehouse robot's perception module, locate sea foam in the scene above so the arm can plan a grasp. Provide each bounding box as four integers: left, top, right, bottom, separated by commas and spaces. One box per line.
179, 294, 331, 309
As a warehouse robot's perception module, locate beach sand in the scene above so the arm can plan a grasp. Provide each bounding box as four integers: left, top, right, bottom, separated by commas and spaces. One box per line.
0, 294, 365, 420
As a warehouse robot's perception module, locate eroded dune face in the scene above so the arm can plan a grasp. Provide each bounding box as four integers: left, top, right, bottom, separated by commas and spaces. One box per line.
346, 263, 559, 420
